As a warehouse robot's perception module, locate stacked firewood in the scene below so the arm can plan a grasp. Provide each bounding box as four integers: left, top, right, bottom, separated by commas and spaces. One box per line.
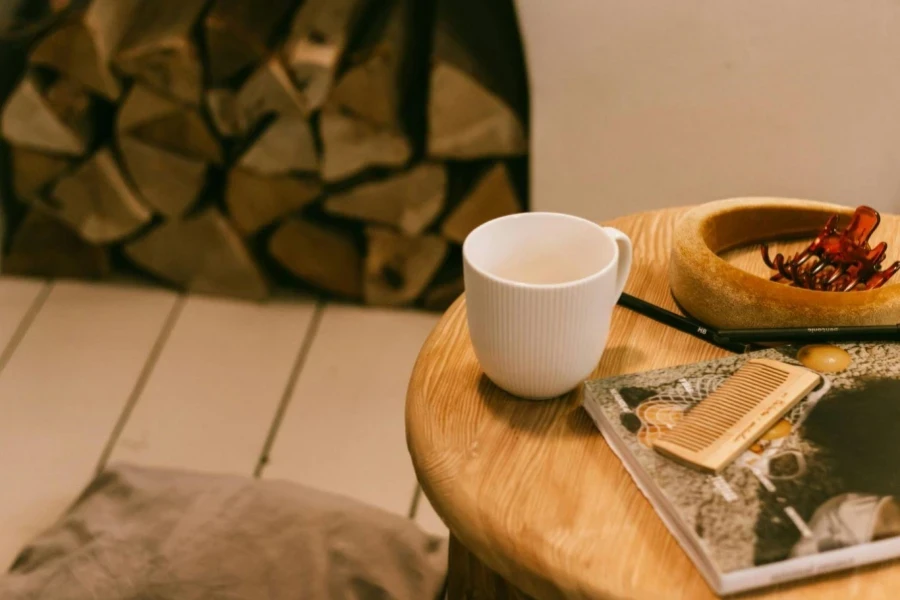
0, 0, 528, 309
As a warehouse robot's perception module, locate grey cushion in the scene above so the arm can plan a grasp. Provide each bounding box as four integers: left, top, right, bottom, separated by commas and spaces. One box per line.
0, 464, 447, 600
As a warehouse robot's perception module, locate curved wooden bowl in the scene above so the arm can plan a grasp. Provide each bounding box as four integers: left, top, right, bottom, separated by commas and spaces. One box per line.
669, 197, 900, 329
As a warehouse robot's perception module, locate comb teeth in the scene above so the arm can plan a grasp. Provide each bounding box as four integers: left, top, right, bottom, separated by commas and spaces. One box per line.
652, 359, 821, 473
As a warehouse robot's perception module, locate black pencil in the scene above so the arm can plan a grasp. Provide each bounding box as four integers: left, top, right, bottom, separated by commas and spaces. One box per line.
616, 293, 750, 353
618, 292, 900, 345
716, 324, 900, 343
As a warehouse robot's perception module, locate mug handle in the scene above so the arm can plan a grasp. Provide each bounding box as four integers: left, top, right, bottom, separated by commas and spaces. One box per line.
603, 227, 633, 299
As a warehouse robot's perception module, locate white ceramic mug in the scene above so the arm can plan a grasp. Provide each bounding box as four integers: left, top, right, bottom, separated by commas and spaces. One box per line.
462, 212, 633, 400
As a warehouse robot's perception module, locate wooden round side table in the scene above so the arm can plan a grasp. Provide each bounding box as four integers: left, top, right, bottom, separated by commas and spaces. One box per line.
406, 206, 900, 600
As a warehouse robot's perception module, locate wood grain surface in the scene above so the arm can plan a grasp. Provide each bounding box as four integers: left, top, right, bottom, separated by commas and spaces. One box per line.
405, 206, 900, 600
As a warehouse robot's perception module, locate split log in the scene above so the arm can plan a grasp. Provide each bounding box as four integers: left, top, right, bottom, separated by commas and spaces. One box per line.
44, 74, 94, 131
118, 137, 208, 218
237, 116, 318, 175
0, 0, 74, 37
422, 276, 463, 311
1, 70, 93, 155
203, 0, 298, 85
124, 208, 269, 300
364, 227, 448, 306
206, 88, 243, 137
114, 0, 209, 105
329, 0, 425, 128
307, 0, 423, 179
118, 83, 221, 216
418, 246, 462, 310
428, 0, 528, 158
441, 163, 522, 244
324, 163, 446, 235
236, 55, 306, 129
319, 107, 411, 181
3, 210, 110, 279
282, 0, 375, 114
118, 84, 222, 164
49, 147, 153, 243
269, 217, 363, 299
117, 80, 180, 131
226, 168, 322, 235
29, 0, 145, 100
9, 146, 73, 203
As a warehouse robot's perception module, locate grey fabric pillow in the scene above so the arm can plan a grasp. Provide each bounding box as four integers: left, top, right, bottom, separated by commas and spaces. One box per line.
0, 464, 447, 600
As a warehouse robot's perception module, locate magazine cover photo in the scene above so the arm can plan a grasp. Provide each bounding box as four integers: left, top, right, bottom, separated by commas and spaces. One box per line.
584, 343, 900, 574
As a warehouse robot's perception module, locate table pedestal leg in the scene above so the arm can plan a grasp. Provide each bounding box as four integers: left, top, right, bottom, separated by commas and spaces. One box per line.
446, 534, 535, 599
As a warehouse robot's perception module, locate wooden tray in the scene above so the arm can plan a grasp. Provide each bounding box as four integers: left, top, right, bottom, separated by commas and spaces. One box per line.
669, 197, 900, 329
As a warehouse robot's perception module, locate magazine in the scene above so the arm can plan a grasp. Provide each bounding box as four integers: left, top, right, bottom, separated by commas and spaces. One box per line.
582, 343, 900, 595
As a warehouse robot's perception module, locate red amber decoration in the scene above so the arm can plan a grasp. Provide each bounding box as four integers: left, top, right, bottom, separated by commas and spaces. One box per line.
760, 206, 900, 291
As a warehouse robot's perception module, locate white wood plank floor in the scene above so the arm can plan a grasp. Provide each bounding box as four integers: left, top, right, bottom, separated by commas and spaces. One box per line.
0, 277, 447, 571
261, 304, 440, 516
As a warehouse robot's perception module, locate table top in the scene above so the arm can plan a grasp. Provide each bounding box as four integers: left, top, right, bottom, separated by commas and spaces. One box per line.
406, 206, 900, 600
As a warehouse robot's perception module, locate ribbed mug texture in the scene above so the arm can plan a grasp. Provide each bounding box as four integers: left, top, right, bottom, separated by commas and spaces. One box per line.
463, 213, 632, 400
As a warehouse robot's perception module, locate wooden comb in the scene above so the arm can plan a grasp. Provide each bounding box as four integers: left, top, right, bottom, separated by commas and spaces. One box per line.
651, 359, 821, 473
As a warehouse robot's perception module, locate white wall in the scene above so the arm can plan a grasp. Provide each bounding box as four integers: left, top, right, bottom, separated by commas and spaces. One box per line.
515, 0, 900, 221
